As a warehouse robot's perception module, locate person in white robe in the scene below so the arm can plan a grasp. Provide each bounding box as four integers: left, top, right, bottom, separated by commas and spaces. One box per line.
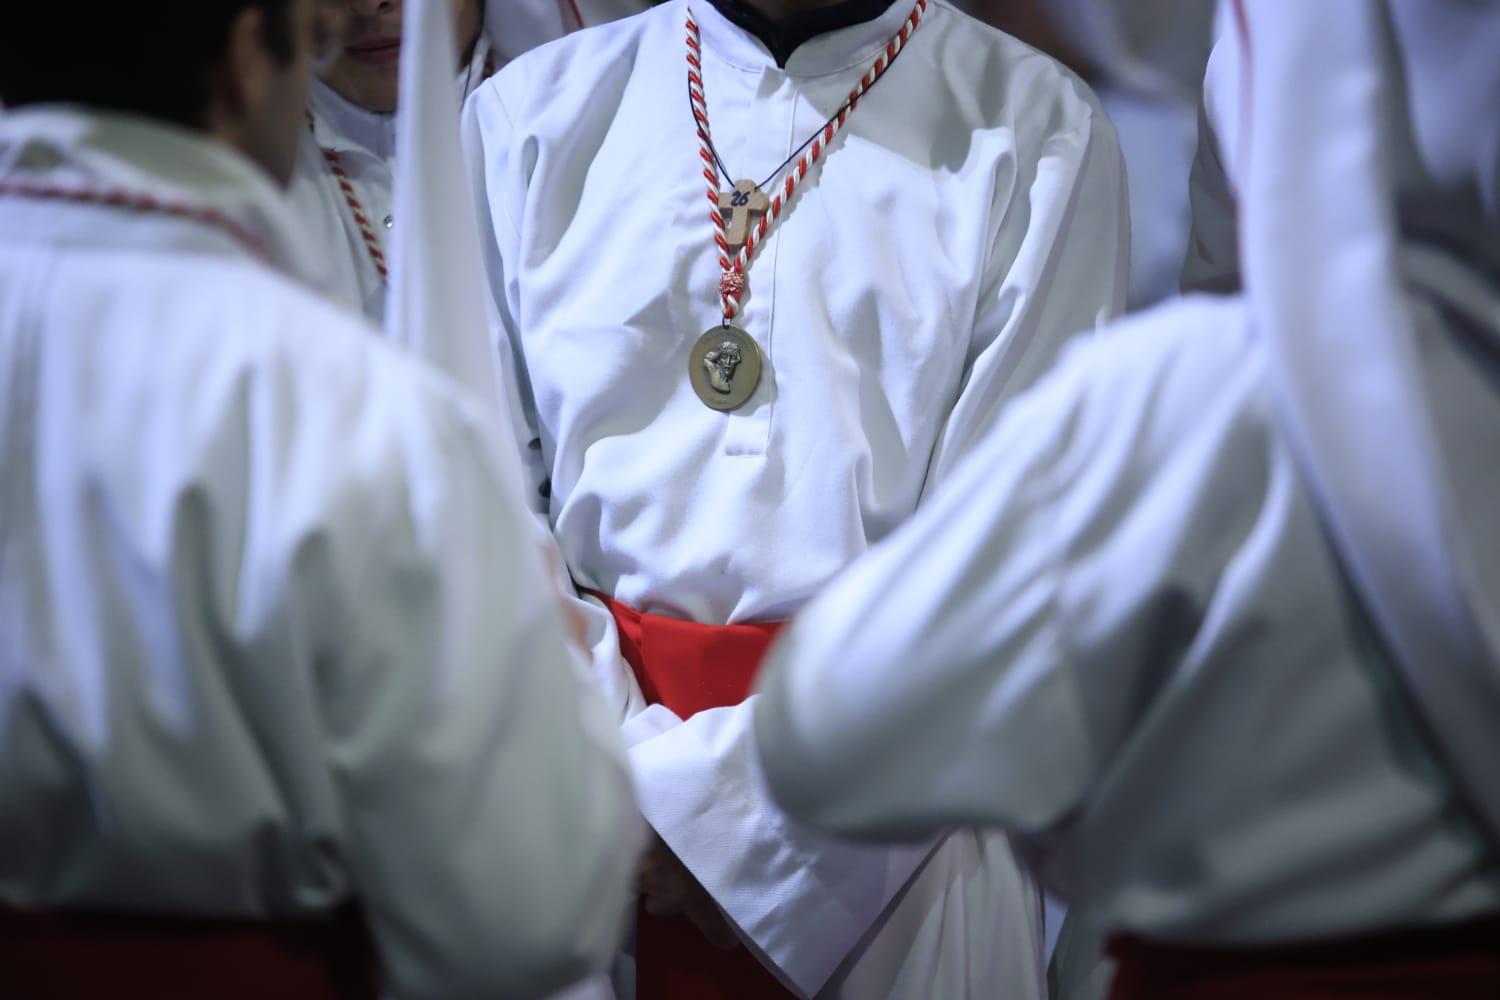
0, 2, 641, 997
752, 2, 1500, 998
289, 0, 648, 322
292, 0, 495, 320
292, 0, 649, 322
462, 0, 1130, 995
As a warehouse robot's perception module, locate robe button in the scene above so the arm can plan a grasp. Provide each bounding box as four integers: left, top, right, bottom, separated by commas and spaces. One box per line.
383, 214, 394, 229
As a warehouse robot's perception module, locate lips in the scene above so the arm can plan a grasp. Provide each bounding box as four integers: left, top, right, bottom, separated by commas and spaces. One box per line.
344, 37, 402, 66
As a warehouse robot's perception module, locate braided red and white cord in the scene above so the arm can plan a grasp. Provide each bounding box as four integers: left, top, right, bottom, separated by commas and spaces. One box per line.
306, 114, 389, 283
0, 181, 268, 261
686, 0, 928, 323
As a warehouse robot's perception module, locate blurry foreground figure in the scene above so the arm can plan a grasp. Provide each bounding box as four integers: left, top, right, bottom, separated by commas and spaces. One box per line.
755, 2, 1500, 998
0, 3, 640, 997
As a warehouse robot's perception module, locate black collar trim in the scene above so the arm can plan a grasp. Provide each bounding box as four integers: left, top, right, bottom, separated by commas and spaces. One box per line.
705, 0, 901, 68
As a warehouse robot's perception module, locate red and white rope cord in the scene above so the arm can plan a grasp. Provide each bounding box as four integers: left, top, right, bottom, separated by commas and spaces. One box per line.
306, 114, 389, 284
0, 181, 267, 262
686, 0, 928, 323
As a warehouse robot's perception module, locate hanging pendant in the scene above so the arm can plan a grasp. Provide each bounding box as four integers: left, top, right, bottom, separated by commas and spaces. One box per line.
717, 180, 770, 251
689, 325, 763, 411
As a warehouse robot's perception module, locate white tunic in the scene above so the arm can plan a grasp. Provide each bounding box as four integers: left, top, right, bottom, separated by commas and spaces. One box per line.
0, 107, 642, 1000
463, 0, 1127, 994
753, 290, 1500, 943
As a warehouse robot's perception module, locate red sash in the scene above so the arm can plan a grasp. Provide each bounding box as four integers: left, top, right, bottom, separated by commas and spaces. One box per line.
0, 903, 379, 999
594, 593, 796, 1000
1107, 915, 1500, 999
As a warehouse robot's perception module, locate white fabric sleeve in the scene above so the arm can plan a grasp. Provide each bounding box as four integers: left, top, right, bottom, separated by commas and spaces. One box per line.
922, 72, 1128, 489
753, 347, 1092, 842
461, 82, 649, 730
628, 699, 938, 996
751, 300, 1252, 840
309, 356, 643, 1000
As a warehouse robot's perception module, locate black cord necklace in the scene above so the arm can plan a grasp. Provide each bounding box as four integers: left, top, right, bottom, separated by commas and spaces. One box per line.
685, 24, 914, 192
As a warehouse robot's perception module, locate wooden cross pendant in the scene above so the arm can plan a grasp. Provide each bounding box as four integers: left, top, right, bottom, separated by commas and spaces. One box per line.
718, 179, 770, 252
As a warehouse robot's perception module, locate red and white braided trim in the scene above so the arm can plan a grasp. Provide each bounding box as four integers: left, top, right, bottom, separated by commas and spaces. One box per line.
0, 181, 268, 261
305, 113, 389, 284
686, 0, 929, 322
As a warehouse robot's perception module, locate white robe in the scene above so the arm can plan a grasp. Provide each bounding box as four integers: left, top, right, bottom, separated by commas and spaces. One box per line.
0, 106, 642, 1000
755, 6, 1500, 992
753, 289, 1500, 944
463, 0, 1128, 995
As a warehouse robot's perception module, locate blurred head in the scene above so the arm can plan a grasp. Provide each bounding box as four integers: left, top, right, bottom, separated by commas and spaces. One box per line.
318, 0, 485, 113
0, 0, 337, 186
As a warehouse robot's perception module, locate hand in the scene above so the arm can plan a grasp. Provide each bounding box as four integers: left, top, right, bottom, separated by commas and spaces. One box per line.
637, 834, 741, 950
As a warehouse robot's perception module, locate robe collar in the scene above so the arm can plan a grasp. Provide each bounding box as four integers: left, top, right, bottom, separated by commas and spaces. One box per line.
308, 34, 495, 162
0, 105, 330, 291
693, 0, 912, 76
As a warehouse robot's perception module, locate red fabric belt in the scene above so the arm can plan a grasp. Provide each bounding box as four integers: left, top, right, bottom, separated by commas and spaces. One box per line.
593, 592, 795, 1000
0, 903, 379, 999
1107, 915, 1500, 999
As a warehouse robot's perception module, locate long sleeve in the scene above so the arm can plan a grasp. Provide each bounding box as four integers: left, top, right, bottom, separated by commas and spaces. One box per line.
755, 291, 1500, 944
922, 74, 1128, 489
752, 299, 1256, 843
460, 77, 648, 732
753, 341, 1099, 844
298, 356, 643, 1000
629, 702, 939, 994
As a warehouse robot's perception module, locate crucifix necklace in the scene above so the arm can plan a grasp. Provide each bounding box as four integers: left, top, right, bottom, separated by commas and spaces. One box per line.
684, 0, 929, 411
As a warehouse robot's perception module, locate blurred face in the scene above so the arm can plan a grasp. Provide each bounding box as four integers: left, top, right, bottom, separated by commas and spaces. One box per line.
318, 0, 484, 113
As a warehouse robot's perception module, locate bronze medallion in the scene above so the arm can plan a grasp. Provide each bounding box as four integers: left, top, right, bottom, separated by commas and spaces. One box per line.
689, 325, 763, 411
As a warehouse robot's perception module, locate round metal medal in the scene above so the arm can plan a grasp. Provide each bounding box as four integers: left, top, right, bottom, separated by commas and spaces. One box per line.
688, 326, 763, 411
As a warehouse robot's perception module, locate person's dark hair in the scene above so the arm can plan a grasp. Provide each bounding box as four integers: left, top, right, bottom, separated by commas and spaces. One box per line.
0, 1, 296, 128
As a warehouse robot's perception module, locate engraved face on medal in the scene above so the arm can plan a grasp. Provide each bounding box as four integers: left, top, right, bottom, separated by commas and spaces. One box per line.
689, 326, 763, 411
